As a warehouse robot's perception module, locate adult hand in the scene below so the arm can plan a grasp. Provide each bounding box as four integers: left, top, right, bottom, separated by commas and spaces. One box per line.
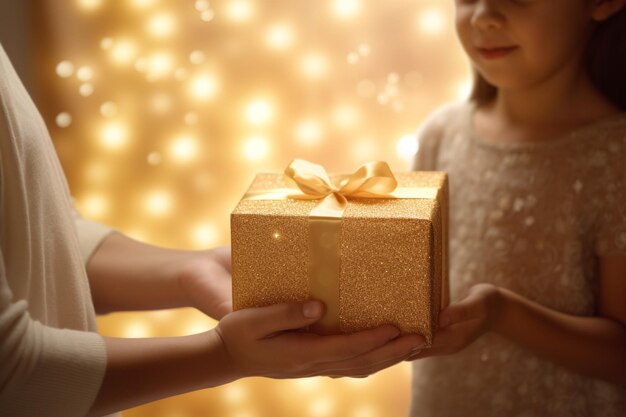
178, 246, 233, 320
215, 300, 426, 379
406, 283, 500, 360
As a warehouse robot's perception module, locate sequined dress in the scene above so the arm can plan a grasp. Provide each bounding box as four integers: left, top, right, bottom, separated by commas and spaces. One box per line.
409, 101, 626, 417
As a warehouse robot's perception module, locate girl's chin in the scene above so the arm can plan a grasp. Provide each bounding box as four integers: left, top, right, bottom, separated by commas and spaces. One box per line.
474, 70, 526, 91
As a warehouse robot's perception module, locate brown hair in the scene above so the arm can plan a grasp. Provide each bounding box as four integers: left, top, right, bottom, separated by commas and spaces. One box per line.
470, 7, 626, 110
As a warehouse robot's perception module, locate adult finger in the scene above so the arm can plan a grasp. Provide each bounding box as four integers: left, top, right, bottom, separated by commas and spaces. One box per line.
211, 246, 232, 273
213, 300, 234, 319
313, 337, 420, 377
344, 354, 412, 378
302, 325, 402, 363
331, 352, 412, 378
312, 334, 425, 376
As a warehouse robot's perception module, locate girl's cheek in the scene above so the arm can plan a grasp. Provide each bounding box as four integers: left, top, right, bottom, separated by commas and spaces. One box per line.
454, 21, 473, 57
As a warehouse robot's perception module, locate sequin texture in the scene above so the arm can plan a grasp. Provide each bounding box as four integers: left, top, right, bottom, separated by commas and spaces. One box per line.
409, 102, 626, 417
231, 171, 448, 343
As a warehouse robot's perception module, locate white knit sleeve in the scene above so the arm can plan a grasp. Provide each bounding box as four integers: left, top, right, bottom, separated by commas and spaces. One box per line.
71, 201, 115, 265
0, 249, 107, 417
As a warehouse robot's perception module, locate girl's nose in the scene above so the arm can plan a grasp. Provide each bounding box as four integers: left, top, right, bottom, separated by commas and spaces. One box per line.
471, 0, 504, 31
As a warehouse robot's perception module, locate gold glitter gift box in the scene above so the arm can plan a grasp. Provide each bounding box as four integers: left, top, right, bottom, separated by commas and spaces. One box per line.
231, 159, 448, 343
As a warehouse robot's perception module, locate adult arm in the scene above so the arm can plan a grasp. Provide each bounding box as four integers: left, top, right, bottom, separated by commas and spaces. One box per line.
0, 250, 108, 417
73, 205, 232, 319
90, 301, 425, 416
84, 230, 232, 319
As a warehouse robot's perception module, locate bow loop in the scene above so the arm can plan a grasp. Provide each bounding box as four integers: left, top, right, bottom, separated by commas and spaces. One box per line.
285, 159, 337, 196
285, 159, 398, 205
338, 161, 398, 197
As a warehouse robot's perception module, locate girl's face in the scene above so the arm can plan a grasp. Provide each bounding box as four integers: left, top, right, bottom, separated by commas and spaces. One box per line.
455, 0, 594, 92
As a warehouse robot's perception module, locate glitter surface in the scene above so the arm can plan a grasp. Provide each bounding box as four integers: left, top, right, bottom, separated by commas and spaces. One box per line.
231, 171, 448, 344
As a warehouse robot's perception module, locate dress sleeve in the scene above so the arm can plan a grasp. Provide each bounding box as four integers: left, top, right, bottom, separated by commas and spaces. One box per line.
0, 249, 107, 417
71, 200, 115, 265
594, 135, 626, 256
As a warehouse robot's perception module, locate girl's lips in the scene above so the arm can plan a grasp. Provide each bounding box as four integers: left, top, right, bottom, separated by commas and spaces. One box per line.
476, 46, 518, 60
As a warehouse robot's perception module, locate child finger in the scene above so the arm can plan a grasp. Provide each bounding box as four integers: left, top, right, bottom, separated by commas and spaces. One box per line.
439, 290, 486, 328
404, 346, 452, 361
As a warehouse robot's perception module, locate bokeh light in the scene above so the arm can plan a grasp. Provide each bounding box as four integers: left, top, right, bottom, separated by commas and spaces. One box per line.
265, 23, 296, 51
200, 9, 216, 22
396, 134, 420, 161
192, 223, 219, 247
76, 66, 94, 81
56, 112, 72, 128
146, 12, 177, 38
79, 82, 94, 96
294, 119, 324, 146
243, 135, 270, 160
77, 0, 103, 11
189, 50, 206, 64
245, 99, 274, 125
195, 0, 211, 12
78, 194, 109, 219
110, 40, 138, 64
145, 51, 175, 80
224, 0, 255, 23
100, 122, 128, 150
100, 101, 118, 118
145, 190, 174, 217
332, 0, 361, 19
299, 52, 329, 79
170, 135, 199, 162
189, 73, 219, 100
417, 8, 447, 35
56, 61, 74, 78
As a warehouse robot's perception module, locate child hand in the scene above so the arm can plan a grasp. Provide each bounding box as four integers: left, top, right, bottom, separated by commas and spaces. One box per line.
406, 283, 500, 361
178, 246, 233, 320
215, 300, 426, 379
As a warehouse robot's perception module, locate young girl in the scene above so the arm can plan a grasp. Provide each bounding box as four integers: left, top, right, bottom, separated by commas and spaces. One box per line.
408, 0, 626, 415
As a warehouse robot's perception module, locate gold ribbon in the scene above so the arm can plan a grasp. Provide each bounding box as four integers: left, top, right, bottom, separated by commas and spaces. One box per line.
243, 159, 439, 333
243, 159, 439, 210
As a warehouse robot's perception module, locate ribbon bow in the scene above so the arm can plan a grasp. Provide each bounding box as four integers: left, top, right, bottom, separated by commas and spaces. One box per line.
284, 159, 398, 218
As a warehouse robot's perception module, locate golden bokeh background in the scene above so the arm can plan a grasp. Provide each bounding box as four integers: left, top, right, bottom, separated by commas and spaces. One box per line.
21, 0, 469, 415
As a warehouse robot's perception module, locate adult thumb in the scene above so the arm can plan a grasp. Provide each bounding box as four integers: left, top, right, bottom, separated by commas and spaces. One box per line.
248, 300, 325, 338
